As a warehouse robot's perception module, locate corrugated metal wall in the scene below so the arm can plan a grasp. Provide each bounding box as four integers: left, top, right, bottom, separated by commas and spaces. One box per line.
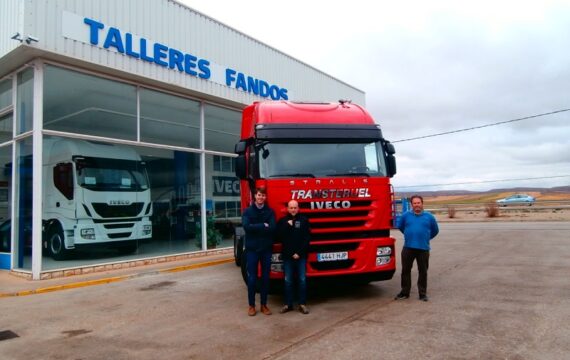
0, 0, 24, 60
20, 0, 365, 105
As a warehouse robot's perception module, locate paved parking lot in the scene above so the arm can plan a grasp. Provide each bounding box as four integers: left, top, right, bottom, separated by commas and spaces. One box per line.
1, 222, 569, 359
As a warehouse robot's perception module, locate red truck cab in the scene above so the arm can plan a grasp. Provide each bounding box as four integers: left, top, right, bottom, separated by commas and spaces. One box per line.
234, 100, 397, 285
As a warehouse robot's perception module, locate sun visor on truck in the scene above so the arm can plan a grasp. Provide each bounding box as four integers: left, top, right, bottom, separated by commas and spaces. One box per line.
255, 124, 384, 142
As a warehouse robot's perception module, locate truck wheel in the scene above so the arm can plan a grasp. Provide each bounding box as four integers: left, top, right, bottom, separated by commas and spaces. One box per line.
116, 241, 137, 255
48, 226, 68, 261
234, 235, 243, 266
240, 254, 248, 285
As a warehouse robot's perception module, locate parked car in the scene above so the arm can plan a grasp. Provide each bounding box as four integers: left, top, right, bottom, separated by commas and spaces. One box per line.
496, 194, 535, 206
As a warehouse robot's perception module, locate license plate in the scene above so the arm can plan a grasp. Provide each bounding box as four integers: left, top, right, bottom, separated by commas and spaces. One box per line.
317, 251, 348, 262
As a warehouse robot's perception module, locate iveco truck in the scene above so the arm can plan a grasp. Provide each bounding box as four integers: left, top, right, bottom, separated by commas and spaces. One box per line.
234, 100, 397, 285
43, 138, 152, 260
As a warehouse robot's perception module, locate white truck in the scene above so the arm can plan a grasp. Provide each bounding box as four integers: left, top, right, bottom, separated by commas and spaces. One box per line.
43, 138, 152, 260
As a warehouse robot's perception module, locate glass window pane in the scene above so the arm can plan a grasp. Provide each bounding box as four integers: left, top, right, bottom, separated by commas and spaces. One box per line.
140, 88, 200, 148
41, 136, 204, 270
0, 145, 13, 254
15, 139, 32, 270
43, 66, 137, 140
16, 69, 33, 134
0, 79, 11, 110
205, 154, 240, 249
204, 105, 241, 153
0, 113, 13, 143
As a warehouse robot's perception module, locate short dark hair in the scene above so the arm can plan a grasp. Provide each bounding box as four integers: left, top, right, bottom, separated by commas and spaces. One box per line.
255, 187, 267, 195
410, 195, 423, 203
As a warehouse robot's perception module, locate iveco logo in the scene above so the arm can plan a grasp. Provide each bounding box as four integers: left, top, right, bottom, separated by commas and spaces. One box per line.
108, 200, 131, 206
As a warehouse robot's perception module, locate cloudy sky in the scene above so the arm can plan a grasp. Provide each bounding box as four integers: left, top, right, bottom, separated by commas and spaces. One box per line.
181, 0, 570, 192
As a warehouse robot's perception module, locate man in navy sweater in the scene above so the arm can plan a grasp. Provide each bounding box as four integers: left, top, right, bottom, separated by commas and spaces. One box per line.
395, 195, 439, 302
242, 187, 276, 316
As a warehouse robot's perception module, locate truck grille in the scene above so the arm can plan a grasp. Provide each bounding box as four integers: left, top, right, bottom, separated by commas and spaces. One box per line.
108, 232, 132, 239
103, 223, 135, 229
298, 200, 373, 233
91, 203, 145, 218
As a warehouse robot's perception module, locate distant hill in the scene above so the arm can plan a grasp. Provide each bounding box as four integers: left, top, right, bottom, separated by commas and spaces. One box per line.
396, 186, 570, 198
395, 186, 570, 202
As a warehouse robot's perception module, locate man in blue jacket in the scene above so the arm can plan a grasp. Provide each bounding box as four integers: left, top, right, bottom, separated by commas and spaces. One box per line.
395, 195, 439, 302
242, 187, 276, 316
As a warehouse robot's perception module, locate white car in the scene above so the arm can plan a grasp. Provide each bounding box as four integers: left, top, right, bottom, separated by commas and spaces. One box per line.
496, 194, 535, 206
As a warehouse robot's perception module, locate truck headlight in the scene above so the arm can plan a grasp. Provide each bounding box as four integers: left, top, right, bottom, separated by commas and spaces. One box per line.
81, 228, 95, 240
142, 225, 152, 236
376, 256, 391, 266
270, 253, 283, 272
376, 246, 392, 256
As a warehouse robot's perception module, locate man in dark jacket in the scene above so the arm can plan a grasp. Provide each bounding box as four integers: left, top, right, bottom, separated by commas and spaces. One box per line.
276, 200, 311, 314
242, 187, 276, 316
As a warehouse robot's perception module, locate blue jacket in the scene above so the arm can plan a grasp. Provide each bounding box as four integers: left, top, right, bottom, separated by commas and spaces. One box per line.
242, 204, 276, 252
398, 211, 439, 251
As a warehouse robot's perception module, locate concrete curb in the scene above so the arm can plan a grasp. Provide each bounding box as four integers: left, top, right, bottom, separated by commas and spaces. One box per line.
0, 258, 234, 298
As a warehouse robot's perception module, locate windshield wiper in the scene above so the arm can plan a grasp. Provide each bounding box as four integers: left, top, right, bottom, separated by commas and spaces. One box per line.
269, 173, 315, 178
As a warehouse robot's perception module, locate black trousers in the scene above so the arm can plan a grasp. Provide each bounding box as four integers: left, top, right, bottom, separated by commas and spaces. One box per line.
400, 247, 430, 297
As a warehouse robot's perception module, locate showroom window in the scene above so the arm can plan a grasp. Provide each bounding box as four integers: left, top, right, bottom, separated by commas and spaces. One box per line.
14, 138, 32, 270
0, 79, 12, 143
204, 104, 240, 153
40, 136, 204, 270
0, 145, 13, 255
205, 154, 240, 249
43, 66, 137, 140
16, 69, 33, 134
140, 88, 201, 148
0, 79, 11, 109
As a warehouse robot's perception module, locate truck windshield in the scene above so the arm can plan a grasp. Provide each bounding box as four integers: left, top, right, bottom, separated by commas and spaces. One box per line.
75, 157, 149, 192
258, 142, 388, 178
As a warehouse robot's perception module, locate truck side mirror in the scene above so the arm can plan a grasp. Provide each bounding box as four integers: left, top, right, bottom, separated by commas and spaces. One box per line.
386, 142, 395, 155
234, 155, 247, 179
235, 141, 247, 155
386, 154, 397, 178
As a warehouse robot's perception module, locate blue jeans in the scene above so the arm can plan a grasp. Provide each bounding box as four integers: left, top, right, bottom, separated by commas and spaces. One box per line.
283, 258, 307, 306
246, 250, 271, 307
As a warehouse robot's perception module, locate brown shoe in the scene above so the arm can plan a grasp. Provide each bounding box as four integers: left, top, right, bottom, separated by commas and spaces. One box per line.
260, 305, 272, 315
299, 304, 309, 314
248, 306, 256, 316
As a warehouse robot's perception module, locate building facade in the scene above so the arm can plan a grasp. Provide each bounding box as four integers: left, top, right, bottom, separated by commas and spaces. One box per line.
0, 0, 365, 279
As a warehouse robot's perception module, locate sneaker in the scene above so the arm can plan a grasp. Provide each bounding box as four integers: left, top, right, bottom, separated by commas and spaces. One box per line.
394, 292, 410, 300
299, 304, 309, 314
279, 305, 292, 314
419, 295, 429, 302
260, 305, 272, 315
248, 306, 256, 316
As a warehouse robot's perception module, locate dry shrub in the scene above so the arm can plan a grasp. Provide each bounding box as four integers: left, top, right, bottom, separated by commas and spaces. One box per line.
485, 203, 499, 218
447, 205, 457, 219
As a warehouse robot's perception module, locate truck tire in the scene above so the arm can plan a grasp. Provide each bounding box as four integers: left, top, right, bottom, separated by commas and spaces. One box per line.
240, 253, 248, 285
234, 235, 243, 267
48, 225, 68, 261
